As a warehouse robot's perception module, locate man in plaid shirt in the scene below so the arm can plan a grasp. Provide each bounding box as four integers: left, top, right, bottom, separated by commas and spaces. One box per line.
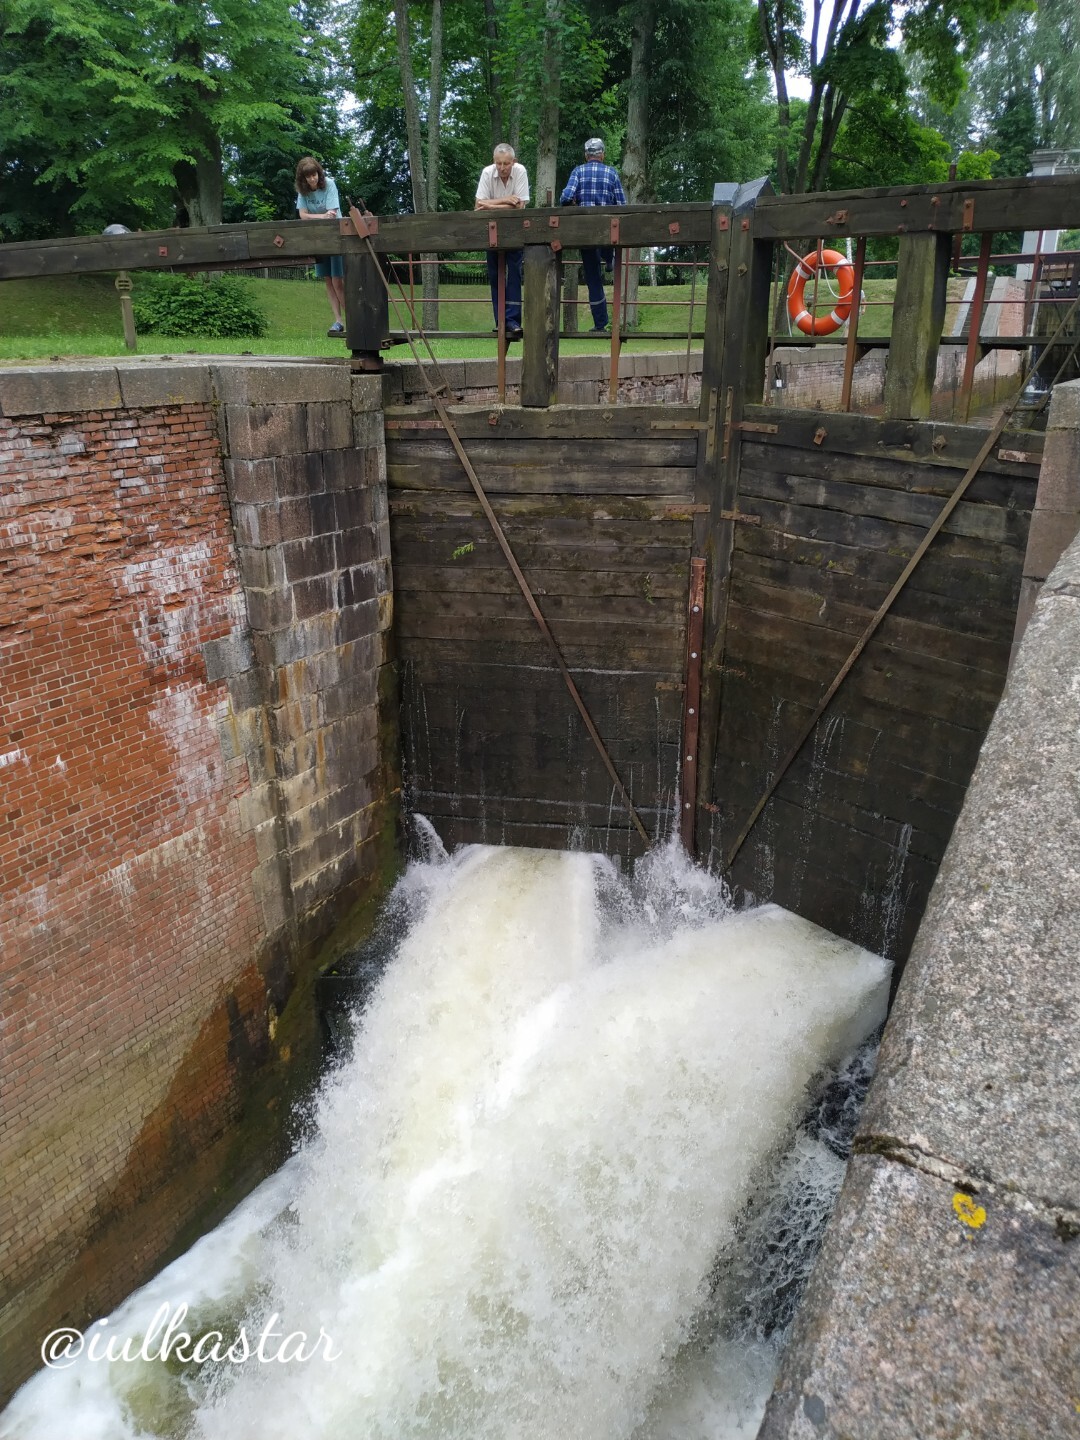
560, 138, 626, 334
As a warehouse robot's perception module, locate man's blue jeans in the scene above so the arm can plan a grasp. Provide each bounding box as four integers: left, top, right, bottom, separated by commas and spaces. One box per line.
486, 249, 523, 329
580, 247, 613, 329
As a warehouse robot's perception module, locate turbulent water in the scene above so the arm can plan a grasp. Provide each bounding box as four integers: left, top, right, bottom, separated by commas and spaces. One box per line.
2, 840, 889, 1440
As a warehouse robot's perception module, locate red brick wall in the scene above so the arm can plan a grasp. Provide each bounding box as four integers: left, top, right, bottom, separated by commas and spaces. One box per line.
0, 361, 400, 1403
0, 402, 271, 1386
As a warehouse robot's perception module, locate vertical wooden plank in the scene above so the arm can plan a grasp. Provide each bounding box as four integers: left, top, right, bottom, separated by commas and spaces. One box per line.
692, 178, 774, 851
883, 232, 952, 419
343, 249, 389, 366
609, 245, 623, 403
521, 245, 561, 408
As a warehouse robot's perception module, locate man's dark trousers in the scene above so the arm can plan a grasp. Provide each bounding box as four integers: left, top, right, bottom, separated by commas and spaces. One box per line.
486, 248, 523, 329
580, 246, 613, 329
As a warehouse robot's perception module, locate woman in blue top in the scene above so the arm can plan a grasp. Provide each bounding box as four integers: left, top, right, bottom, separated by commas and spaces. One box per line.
295, 156, 346, 337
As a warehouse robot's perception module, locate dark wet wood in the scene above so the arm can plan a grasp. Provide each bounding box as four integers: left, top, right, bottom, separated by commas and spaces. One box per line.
344, 249, 390, 357
521, 245, 561, 407
883, 233, 952, 419
701, 400, 1034, 960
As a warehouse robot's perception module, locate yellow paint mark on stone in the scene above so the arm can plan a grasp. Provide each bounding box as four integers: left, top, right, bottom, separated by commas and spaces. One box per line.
953, 1192, 987, 1229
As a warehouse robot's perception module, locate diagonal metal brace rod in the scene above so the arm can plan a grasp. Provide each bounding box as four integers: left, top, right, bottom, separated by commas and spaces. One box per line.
349, 209, 652, 848
724, 286, 1080, 873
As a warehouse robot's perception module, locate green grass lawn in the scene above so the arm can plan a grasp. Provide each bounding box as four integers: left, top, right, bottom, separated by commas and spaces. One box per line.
0, 270, 968, 363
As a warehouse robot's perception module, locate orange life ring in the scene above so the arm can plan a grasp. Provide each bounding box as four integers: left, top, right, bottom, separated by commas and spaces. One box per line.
786, 248, 855, 336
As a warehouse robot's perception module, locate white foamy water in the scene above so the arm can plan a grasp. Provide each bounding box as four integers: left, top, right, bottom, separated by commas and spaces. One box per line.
2, 842, 889, 1440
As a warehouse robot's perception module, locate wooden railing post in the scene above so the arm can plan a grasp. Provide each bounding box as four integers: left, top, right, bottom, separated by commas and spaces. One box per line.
883, 232, 951, 418
521, 245, 561, 407
343, 249, 389, 369
689, 177, 773, 854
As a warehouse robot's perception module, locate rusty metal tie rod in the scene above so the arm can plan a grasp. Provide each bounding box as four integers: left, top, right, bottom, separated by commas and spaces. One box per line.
348, 207, 652, 849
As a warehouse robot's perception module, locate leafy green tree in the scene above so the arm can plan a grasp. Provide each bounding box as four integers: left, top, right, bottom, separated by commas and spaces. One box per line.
222, 90, 364, 225
594, 0, 771, 203
0, 0, 339, 238
912, 0, 1079, 174
987, 88, 1038, 178
1031, 0, 1080, 149
754, 0, 1025, 193
827, 100, 951, 190
351, 0, 489, 213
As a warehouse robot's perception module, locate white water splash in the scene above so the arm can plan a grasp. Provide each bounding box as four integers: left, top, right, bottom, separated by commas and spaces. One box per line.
2, 842, 889, 1440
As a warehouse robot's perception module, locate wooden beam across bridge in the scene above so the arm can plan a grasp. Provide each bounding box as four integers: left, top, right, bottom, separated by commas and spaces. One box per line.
0, 205, 713, 281
754, 173, 1080, 241
4, 174, 1080, 282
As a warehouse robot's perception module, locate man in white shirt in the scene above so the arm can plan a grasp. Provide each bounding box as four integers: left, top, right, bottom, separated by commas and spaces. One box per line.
475, 144, 530, 340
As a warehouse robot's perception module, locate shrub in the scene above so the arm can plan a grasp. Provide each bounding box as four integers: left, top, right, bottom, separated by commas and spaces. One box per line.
132, 273, 268, 337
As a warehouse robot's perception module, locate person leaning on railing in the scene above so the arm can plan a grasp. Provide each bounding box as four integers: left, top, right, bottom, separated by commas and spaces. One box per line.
559, 138, 626, 336
295, 155, 346, 338
475, 144, 530, 342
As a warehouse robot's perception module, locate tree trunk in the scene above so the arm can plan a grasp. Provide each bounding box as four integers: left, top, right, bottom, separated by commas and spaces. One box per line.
622, 0, 654, 327
172, 37, 224, 226
395, 1, 439, 331
423, 0, 443, 330
509, 83, 523, 156
758, 0, 792, 193
535, 0, 562, 208
175, 136, 223, 227
395, 2, 426, 214
483, 0, 504, 144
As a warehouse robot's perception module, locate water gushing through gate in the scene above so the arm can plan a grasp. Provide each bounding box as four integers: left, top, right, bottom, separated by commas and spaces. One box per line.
2, 841, 888, 1440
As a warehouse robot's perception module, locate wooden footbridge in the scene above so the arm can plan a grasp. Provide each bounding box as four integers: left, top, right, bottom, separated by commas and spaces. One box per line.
4, 171, 1079, 964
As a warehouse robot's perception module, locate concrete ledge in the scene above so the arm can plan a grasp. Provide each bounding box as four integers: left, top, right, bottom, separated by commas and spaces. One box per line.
0, 357, 362, 417
0, 366, 122, 416
211, 362, 351, 406
761, 528, 1080, 1437
118, 364, 212, 408
759, 1156, 1080, 1440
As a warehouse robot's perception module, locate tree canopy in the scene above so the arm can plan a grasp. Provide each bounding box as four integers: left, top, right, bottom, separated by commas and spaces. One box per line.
0, 0, 1069, 241
752, 0, 1032, 194
0, 0, 342, 238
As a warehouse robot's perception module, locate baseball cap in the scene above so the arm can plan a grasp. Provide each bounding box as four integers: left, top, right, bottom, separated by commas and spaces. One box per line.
584, 137, 605, 155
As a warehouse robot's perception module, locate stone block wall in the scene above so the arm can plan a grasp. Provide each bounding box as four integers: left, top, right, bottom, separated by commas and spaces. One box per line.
216, 363, 397, 944
382, 351, 703, 407
1012, 377, 1080, 657
769, 341, 1022, 416
0, 359, 398, 1401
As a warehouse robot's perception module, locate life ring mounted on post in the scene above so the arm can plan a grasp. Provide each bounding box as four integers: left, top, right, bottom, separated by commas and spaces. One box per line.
786, 248, 855, 336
